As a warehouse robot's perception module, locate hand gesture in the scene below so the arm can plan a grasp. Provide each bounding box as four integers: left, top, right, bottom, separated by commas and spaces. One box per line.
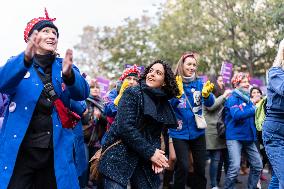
25, 30, 40, 62
223, 89, 232, 98
150, 149, 169, 168
152, 163, 164, 174
62, 49, 73, 78
114, 79, 129, 106
202, 80, 214, 98
176, 76, 184, 98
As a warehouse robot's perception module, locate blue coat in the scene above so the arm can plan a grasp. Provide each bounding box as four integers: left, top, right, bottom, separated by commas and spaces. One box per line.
0, 52, 89, 189
70, 100, 88, 177
265, 67, 284, 122
169, 78, 215, 140
224, 90, 257, 141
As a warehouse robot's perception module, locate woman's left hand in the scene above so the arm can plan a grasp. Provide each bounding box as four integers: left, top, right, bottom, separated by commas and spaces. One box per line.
62, 49, 73, 78
152, 163, 164, 174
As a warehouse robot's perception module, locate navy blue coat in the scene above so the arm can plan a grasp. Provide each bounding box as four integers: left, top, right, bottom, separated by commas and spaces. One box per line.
99, 84, 177, 188
0, 52, 89, 189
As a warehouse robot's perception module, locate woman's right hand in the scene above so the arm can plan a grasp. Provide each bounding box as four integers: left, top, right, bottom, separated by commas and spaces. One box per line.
150, 149, 169, 168
25, 30, 39, 62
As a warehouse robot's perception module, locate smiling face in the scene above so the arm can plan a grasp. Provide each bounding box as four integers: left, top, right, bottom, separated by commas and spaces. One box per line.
36, 27, 58, 55
146, 63, 165, 88
237, 77, 250, 92
90, 85, 101, 97
183, 57, 197, 77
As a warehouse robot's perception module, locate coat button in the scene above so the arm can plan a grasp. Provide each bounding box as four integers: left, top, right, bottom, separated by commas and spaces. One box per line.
24, 71, 30, 79
9, 102, 16, 112
55, 125, 58, 127
47, 131, 50, 135
4, 166, 7, 170
24, 107, 28, 110
13, 135, 17, 138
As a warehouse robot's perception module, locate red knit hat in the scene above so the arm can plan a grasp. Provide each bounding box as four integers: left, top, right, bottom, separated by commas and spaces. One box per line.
119, 64, 140, 81
24, 8, 57, 42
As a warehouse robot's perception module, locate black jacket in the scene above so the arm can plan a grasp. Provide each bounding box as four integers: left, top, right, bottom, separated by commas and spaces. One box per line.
99, 81, 177, 188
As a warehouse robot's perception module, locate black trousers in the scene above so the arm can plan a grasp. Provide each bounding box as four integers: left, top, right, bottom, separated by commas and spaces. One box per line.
173, 135, 207, 189
8, 147, 57, 189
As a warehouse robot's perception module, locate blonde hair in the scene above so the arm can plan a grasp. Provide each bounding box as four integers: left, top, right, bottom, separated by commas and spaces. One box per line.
174, 51, 199, 76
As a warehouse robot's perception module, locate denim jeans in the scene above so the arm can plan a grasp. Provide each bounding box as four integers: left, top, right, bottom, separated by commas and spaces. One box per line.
269, 169, 280, 189
104, 177, 126, 189
224, 140, 262, 189
208, 150, 222, 188
263, 120, 284, 189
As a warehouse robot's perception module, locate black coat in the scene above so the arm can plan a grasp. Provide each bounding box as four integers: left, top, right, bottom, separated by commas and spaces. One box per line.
99, 82, 177, 188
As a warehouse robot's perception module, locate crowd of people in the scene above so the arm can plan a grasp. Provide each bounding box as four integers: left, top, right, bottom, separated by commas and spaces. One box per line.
0, 9, 284, 189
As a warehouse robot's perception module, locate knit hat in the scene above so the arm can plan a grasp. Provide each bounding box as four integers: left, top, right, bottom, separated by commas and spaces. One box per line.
119, 64, 140, 81
24, 8, 58, 42
231, 72, 250, 88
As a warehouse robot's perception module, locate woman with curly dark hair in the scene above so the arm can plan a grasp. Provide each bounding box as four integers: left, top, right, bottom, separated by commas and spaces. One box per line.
98, 60, 179, 189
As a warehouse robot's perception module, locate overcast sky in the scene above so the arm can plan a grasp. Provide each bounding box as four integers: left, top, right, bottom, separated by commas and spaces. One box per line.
0, 0, 165, 65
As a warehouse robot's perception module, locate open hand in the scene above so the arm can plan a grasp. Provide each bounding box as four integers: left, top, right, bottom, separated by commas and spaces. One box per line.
62, 49, 73, 77
25, 30, 40, 62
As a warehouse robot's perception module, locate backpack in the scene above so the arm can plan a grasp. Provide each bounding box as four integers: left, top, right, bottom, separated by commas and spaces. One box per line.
255, 97, 267, 131
216, 106, 226, 138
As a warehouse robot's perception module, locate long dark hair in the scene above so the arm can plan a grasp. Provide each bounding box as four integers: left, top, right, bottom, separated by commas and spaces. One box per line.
141, 60, 179, 98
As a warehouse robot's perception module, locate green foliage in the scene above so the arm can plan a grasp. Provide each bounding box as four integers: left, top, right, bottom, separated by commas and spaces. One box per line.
74, 0, 284, 80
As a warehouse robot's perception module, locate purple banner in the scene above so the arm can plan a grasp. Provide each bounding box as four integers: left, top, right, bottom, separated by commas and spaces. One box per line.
96, 76, 110, 97
250, 78, 263, 87
220, 61, 233, 84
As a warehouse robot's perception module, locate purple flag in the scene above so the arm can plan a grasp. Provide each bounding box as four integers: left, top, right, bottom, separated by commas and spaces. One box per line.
96, 76, 110, 97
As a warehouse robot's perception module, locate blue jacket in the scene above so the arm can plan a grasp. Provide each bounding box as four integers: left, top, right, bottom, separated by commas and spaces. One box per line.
0, 52, 89, 189
104, 88, 118, 118
169, 78, 214, 140
70, 100, 88, 178
224, 90, 257, 141
265, 67, 284, 122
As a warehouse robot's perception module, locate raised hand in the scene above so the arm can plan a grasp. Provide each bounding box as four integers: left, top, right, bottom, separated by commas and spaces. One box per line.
176, 76, 184, 98
202, 80, 214, 98
62, 49, 73, 77
24, 30, 40, 62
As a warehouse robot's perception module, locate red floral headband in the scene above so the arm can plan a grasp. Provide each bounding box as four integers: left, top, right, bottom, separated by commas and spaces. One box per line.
231, 72, 250, 86
119, 64, 140, 81
24, 8, 56, 42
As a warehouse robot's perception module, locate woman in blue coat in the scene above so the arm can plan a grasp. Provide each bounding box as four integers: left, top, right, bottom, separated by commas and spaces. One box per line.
0, 9, 89, 189
224, 72, 262, 189
262, 39, 284, 189
169, 52, 215, 189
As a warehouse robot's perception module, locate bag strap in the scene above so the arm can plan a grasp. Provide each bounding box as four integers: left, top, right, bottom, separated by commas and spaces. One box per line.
101, 140, 122, 157
34, 67, 58, 101
183, 92, 194, 112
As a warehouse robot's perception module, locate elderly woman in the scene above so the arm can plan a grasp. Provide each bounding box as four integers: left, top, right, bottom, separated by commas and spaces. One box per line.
224, 72, 262, 189
262, 39, 284, 189
0, 9, 89, 189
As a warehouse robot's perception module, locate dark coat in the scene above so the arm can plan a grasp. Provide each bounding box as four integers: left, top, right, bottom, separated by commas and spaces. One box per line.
99, 82, 177, 188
